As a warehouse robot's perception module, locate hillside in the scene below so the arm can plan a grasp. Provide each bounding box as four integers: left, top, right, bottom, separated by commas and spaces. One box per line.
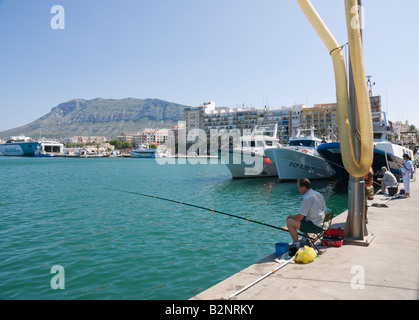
0, 98, 189, 139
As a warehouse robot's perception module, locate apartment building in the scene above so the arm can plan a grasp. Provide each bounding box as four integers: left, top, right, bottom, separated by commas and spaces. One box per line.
183, 95, 382, 141
300, 102, 337, 133
183, 102, 215, 133
70, 136, 107, 144
132, 128, 171, 148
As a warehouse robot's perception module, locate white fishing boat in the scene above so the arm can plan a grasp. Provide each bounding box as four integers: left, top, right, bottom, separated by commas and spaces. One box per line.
265, 127, 334, 181
372, 112, 414, 172
155, 145, 172, 158
221, 124, 282, 178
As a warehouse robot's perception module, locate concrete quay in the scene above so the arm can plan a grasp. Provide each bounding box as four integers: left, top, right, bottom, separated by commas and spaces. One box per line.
191, 178, 419, 300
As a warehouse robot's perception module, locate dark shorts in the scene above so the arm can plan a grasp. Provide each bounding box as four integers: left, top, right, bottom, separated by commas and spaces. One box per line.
300, 219, 323, 233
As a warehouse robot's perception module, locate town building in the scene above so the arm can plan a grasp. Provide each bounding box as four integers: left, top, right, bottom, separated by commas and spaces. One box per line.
116, 132, 134, 143
183, 96, 382, 142
70, 136, 107, 144
132, 128, 171, 148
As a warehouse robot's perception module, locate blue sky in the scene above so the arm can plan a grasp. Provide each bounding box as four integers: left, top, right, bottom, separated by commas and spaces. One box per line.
0, 0, 418, 132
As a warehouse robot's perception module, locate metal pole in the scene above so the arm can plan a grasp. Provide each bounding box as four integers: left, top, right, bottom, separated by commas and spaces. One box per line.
345, 0, 367, 240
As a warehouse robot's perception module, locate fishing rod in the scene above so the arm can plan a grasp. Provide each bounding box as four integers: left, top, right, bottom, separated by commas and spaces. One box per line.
107, 187, 292, 233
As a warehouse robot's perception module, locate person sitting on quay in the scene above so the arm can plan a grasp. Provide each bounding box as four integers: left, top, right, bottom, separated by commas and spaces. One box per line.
285, 178, 327, 252
377, 166, 398, 194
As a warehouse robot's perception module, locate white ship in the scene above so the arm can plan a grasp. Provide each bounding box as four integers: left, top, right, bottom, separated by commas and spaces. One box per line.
221, 124, 282, 178
265, 127, 334, 181
372, 112, 414, 173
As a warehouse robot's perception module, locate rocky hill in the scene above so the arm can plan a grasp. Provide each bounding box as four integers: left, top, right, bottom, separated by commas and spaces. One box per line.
0, 98, 189, 139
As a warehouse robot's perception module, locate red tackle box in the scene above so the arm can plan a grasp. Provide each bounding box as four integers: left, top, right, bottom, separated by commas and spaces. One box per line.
321, 228, 344, 247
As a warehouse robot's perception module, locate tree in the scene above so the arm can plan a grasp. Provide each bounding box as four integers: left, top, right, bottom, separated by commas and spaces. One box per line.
121, 141, 132, 149
108, 139, 122, 149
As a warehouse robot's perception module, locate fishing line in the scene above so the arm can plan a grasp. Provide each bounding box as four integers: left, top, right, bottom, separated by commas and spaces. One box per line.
106, 187, 293, 233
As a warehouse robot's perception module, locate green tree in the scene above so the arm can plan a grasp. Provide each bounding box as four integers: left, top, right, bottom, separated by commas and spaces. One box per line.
108, 139, 122, 149
121, 141, 132, 149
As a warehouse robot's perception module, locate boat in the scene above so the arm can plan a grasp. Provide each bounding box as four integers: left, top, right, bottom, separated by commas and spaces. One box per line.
34, 141, 64, 157
130, 144, 156, 158
264, 127, 334, 181
220, 124, 282, 178
317, 112, 414, 186
155, 145, 172, 158
0, 135, 40, 156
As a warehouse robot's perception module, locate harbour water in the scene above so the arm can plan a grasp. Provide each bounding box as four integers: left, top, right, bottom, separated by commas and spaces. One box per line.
0, 157, 348, 300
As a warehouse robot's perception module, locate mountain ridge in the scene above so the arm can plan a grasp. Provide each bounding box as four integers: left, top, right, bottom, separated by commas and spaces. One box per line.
0, 98, 189, 139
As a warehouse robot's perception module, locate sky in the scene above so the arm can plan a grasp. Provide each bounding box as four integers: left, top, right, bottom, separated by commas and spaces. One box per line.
0, 0, 418, 132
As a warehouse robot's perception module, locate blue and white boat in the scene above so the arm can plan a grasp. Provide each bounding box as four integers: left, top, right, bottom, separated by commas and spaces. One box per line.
317, 112, 414, 186
130, 145, 156, 158
0, 135, 40, 156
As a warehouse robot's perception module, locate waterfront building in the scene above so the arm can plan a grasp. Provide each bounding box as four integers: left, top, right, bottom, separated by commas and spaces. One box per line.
183, 96, 382, 142
183, 101, 215, 133
132, 128, 170, 148
116, 132, 134, 143
70, 136, 107, 144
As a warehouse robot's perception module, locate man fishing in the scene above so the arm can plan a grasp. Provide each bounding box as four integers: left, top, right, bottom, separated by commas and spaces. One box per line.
285, 178, 327, 251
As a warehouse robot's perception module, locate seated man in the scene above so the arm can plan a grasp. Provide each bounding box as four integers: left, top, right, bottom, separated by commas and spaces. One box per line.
377, 167, 397, 194
286, 178, 327, 250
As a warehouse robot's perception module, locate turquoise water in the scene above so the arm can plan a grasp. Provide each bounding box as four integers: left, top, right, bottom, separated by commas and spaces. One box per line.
0, 157, 348, 300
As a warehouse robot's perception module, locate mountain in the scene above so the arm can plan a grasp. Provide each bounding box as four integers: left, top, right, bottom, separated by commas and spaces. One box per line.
0, 98, 189, 139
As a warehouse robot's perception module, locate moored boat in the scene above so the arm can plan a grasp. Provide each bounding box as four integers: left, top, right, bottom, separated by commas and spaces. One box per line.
220, 124, 281, 178
0, 135, 40, 156
317, 112, 414, 186
264, 128, 334, 181
131, 145, 156, 158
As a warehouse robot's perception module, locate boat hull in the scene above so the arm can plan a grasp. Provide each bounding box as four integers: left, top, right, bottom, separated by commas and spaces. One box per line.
130, 151, 156, 158
265, 148, 334, 181
0, 141, 40, 156
317, 142, 405, 187
221, 150, 278, 178
34, 153, 55, 157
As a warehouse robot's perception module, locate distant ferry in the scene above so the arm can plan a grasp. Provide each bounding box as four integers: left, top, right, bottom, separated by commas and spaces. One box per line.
0, 135, 40, 156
